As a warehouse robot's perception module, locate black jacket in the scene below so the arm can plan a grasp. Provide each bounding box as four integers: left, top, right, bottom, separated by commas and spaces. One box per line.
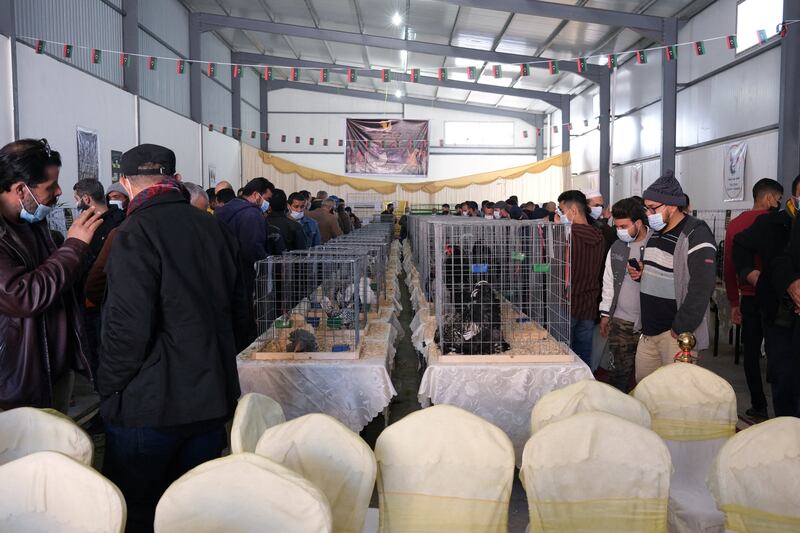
266, 212, 308, 251
98, 191, 250, 428
733, 210, 794, 321
88, 206, 126, 264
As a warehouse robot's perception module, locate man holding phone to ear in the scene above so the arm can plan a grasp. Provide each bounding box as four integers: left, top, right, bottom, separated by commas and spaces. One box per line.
629, 171, 717, 382
599, 198, 651, 392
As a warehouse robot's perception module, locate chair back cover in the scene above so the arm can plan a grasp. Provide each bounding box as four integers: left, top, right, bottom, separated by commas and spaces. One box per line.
255, 413, 376, 533
632, 363, 737, 442
530, 379, 651, 434
0, 407, 93, 466
230, 392, 285, 454
0, 451, 126, 532
154, 453, 332, 533
521, 411, 671, 532
374, 404, 515, 533
708, 417, 800, 532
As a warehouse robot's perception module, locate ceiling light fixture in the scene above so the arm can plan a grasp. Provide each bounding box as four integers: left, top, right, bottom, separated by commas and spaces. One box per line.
394, 89, 403, 98
391, 12, 402, 26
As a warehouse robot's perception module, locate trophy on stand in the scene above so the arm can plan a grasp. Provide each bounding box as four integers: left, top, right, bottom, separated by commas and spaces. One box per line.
674, 332, 698, 364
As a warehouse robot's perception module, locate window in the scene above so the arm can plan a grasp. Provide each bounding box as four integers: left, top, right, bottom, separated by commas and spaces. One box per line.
443, 121, 514, 147
736, 0, 784, 53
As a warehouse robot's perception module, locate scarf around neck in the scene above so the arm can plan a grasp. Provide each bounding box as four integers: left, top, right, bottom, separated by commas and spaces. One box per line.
127, 177, 187, 216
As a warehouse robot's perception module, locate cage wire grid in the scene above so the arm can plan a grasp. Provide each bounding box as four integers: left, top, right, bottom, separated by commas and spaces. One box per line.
255, 255, 367, 354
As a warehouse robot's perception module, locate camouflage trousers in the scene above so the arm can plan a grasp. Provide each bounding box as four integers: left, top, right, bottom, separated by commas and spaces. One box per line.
607, 317, 639, 393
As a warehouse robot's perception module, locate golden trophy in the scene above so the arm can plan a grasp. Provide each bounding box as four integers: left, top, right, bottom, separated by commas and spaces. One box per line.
674, 332, 698, 364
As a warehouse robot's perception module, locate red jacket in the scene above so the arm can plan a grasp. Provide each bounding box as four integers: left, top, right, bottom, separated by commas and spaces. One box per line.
724, 209, 767, 307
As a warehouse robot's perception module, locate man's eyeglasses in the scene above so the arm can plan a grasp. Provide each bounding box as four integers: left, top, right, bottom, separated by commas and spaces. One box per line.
644, 203, 664, 214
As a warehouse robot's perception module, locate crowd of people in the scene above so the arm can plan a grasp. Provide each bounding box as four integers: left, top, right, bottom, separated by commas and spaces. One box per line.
1, 137, 799, 531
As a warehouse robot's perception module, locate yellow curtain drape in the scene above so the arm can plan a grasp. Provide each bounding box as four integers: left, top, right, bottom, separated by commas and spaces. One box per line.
254, 150, 571, 195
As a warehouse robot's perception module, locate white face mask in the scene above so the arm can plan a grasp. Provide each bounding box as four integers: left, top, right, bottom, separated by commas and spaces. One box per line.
260, 200, 270, 213
462, 211, 469, 217
290, 210, 304, 220
484, 214, 493, 220
648, 212, 666, 232
493, 211, 501, 219
556, 207, 570, 225
590, 205, 603, 220
109, 200, 125, 210
616, 224, 640, 243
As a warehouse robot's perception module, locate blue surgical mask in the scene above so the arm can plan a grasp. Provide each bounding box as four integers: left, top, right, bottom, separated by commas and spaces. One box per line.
590, 206, 603, 220
19, 185, 53, 224
260, 200, 270, 213
617, 225, 639, 243
290, 210, 304, 220
556, 207, 570, 225
648, 212, 666, 232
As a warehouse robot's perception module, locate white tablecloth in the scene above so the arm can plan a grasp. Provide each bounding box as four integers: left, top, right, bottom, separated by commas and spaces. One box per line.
238, 345, 397, 433
418, 360, 594, 465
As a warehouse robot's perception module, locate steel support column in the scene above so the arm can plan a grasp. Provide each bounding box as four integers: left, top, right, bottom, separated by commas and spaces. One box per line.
598, 68, 611, 202
660, 18, 678, 173
121, 0, 139, 96
560, 95, 570, 153
534, 114, 545, 161
231, 69, 241, 136
0, 0, 19, 139
189, 13, 202, 123
778, 2, 800, 193
260, 79, 269, 152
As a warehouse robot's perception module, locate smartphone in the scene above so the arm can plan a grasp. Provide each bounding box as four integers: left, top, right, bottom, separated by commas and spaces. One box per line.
628, 258, 641, 271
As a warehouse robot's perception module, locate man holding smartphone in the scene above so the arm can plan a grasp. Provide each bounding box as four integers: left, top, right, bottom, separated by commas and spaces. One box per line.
599, 198, 651, 392
629, 171, 717, 382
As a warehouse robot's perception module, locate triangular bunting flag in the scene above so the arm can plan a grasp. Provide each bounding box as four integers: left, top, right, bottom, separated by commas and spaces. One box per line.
381, 69, 391, 82
576, 58, 587, 73
120, 53, 130, 67
492, 65, 502, 78
757, 29, 768, 45
636, 50, 648, 64
309, 138, 314, 146
233, 128, 241, 140
208, 123, 213, 132
221, 126, 227, 134
664, 45, 677, 62
63, 44, 73, 58
35, 40, 45, 54
694, 41, 706, 56
264, 66, 273, 80
319, 68, 329, 82
410, 68, 420, 82
607, 54, 618, 69
323, 139, 328, 146
726, 35, 737, 49
347, 68, 357, 82
520, 64, 530, 76
207, 63, 216, 78
466, 66, 477, 80
338, 139, 343, 146
91, 48, 101, 64
522, 130, 529, 139
250, 131, 256, 139
291, 67, 299, 81
295, 136, 300, 144
438, 68, 448, 81
176, 59, 185, 74
148, 56, 157, 70
232, 64, 241, 78
536, 127, 541, 137
281, 135, 286, 142
548, 60, 559, 75
553, 125, 559, 134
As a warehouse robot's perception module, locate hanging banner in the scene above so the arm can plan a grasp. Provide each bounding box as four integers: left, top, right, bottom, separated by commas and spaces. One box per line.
345, 119, 429, 176
76, 127, 99, 182
723, 141, 747, 202
630, 163, 643, 197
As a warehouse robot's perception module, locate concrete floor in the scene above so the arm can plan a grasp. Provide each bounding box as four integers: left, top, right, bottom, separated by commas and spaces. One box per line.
73, 267, 768, 532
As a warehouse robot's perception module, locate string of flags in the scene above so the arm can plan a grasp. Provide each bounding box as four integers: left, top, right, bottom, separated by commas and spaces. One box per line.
21, 19, 797, 84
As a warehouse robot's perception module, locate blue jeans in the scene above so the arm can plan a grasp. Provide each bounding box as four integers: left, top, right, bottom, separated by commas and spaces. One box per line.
103, 422, 227, 533
571, 317, 595, 366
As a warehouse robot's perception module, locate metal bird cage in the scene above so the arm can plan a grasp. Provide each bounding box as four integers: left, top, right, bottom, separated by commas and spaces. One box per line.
316, 243, 387, 300
254, 255, 368, 356
431, 218, 571, 357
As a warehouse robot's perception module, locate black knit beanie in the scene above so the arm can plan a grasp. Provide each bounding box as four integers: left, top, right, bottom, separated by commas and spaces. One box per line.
642, 170, 686, 207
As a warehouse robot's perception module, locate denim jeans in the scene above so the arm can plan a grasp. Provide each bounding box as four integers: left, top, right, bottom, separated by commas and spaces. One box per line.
571, 317, 595, 366
740, 296, 767, 410
103, 422, 227, 533
763, 322, 800, 417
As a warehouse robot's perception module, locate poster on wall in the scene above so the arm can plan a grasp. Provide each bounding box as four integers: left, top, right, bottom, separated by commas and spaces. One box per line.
208, 165, 217, 188
111, 150, 122, 183
630, 164, 643, 196
76, 127, 99, 181
723, 141, 747, 202
345, 119, 429, 176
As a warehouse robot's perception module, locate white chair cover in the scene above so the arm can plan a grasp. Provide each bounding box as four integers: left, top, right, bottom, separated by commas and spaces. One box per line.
632, 363, 737, 533
255, 413, 376, 533
708, 417, 800, 532
154, 453, 332, 533
0, 407, 93, 466
521, 411, 671, 532
229, 392, 285, 454
0, 451, 126, 533
529, 379, 651, 434
374, 404, 514, 533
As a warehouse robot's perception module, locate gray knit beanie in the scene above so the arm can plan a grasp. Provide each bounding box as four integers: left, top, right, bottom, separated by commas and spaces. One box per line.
643, 170, 685, 207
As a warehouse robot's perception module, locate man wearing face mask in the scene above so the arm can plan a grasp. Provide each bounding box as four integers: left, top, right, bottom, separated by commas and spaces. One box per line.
585, 190, 617, 252
599, 198, 651, 392
288, 192, 320, 247
631, 171, 717, 382
723, 178, 783, 419
0, 139, 103, 412
74, 179, 126, 265
99, 144, 252, 531
733, 174, 800, 417
556, 190, 606, 366
106, 182, 130, 213
241, 177, 274, 214
264, 189, 307, 251
493, 201, 511, 219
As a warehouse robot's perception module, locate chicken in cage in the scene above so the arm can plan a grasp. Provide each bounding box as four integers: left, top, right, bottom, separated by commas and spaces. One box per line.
254, 256, 367, 357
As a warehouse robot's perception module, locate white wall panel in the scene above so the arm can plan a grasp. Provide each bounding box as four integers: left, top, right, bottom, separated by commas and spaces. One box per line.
612, 52, 662, 114
202, 75, 232, 129
241, 67, 260, 108
202, 129, 241, 189
612, 102, 662, 164
138, 0, 189, 56
200, 33, 231, 90
241, 102, 261, 149
138, 99, 201, 184
677, 0, 739, 83
0, 36, 13, 146
15, 44, 136, 205
138, 30, 190, 117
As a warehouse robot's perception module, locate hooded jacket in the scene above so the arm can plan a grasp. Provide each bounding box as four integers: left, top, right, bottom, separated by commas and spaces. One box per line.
0, 216, 92, 409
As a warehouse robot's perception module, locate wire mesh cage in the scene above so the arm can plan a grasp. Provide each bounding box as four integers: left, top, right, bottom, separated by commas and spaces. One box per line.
254, 255, 368, 357
430, 219, 572, 358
